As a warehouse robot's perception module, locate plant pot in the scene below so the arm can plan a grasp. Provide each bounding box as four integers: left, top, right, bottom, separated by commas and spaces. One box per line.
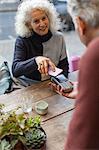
23, 127, 47, 150
13, 140, 46, 150
26, 141, 46, 150
1, 127, 46, 150
0, 105, 46, 150
13, 141, 26, 150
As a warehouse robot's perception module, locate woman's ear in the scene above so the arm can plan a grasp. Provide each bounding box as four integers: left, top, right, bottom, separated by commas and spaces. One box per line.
76, 17, 86, 36
25, 22, 32, 30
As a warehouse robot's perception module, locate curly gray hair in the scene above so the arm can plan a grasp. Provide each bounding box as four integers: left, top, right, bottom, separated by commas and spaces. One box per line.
15, 0, 61, 37
67, 0, 99, 28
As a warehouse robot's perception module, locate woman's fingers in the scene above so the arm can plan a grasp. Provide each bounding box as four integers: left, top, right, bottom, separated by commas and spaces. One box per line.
48, 59, 56, 72
43, 60, 49, 75
42, 59, 55, 74
38, 60, 48, 74
38, 58, 56, 75
40, 61, 45, 74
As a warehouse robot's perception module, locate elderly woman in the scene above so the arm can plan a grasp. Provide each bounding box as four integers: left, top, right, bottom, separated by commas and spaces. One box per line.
12, 0, 69, 86
64, 0, 99, 149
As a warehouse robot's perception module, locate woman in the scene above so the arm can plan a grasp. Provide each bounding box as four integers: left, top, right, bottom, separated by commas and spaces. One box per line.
12, 0, 69, 86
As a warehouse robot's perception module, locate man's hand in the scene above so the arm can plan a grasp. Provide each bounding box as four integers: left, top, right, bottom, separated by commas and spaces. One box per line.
35, 56, 56, 75
49, 81, 78, 99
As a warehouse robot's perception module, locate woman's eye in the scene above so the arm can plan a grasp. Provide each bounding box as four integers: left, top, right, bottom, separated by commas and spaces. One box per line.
33, 19, 39, 24
42, 16, 47, 21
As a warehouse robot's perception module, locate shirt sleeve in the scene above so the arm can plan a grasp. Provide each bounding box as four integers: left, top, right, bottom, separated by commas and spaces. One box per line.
58, 57, 69, 78
12, 37, 38, 77
58, 35, 69, 78
60, 34, 67, 61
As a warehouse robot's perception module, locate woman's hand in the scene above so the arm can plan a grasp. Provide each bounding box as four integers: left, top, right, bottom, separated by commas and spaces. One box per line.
49, 81, 78, 99
35, 56, 56, 75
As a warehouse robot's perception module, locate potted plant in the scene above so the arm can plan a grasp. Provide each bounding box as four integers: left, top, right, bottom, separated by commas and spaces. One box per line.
0, 104, 46, 150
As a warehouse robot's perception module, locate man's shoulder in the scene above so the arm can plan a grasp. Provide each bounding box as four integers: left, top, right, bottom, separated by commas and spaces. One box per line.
87, 37, 99, 58
81, 37, 99, 68
88, 37, 99, 52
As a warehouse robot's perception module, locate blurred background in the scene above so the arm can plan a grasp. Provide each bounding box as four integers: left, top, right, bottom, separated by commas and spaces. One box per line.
50, 0, 75, 31
0, 0, 85, 69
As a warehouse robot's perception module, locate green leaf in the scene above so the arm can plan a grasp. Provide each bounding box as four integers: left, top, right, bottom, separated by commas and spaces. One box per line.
0, 103, 45, 150
0, 139, 12, 150
33, 116, 41, 127
10, 139, 18, 148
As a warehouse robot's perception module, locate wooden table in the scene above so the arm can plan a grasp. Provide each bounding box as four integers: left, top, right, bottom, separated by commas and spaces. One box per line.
0, 72, 77, 150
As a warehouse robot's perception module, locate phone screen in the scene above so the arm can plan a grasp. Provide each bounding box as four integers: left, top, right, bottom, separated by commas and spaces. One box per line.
55, 74, 68, 83
51, 74, 73, 93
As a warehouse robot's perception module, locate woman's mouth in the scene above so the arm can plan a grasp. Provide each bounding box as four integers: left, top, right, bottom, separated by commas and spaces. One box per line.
39, 28, 47, 31
39, 25, 48, 31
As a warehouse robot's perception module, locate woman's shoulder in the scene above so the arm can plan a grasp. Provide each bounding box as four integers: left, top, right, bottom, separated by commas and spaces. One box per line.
16, 35, 32, 40
53, 31, 64, 36
52, 31, 64, 40
15, 35, 32, 43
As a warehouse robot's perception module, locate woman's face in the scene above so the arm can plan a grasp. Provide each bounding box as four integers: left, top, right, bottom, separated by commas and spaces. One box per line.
29, 9, 49, 36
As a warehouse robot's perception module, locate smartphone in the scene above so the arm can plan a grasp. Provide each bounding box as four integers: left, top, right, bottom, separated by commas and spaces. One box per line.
51, 74, 73, 93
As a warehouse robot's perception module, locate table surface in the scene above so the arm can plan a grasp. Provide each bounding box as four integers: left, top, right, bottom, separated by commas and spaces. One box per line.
0, 72, 77, 150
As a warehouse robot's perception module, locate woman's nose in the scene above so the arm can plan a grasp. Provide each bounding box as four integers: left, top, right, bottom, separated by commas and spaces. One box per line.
39, 20, 45, 26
